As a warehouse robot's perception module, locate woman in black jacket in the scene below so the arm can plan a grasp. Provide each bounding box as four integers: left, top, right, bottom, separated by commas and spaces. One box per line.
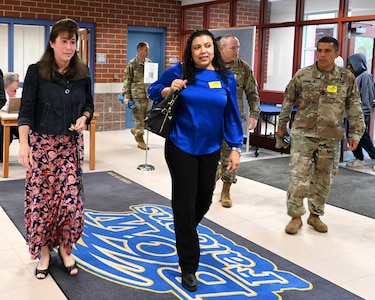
18, 18, 94, 279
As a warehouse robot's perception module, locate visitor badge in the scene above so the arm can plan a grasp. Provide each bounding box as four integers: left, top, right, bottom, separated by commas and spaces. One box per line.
327, 85, 338, 93
209, 81, 222, 88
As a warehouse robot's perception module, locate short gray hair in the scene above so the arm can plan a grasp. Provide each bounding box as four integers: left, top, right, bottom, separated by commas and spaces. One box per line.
4, 72, 19, 88
218, 34, 240, 47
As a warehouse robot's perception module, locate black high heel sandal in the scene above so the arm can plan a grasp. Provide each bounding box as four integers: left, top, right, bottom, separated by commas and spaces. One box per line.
35, 254, 51, 280
58, 247, 78, 276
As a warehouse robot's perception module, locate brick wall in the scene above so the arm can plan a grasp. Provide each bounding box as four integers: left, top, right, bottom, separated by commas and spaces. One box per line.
207, 2, 231, 28
2, 0, 260, 132
1, 0, 182, 131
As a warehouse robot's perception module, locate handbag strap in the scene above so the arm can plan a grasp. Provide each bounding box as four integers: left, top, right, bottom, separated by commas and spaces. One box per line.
179, 64, 184, 81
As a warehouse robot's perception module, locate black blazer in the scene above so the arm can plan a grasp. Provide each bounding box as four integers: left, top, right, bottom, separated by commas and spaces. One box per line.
18, 63, 94, 135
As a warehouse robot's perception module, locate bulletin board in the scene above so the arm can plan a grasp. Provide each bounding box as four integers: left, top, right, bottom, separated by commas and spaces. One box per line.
209, 26, 256, 69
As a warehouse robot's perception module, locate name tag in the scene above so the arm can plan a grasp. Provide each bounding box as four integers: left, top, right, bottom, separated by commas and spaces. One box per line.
208, 81, 222, 88
327, 85, 338, 93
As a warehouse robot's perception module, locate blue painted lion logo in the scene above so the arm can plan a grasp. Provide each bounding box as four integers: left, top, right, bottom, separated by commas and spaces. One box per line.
73, 204, 312, 299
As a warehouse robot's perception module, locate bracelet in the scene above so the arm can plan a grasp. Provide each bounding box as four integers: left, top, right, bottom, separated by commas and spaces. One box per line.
231, 147, 242, 154
82, 114, 89, 120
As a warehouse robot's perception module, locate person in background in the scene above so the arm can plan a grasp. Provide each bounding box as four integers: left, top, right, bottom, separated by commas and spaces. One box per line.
18, 18, 94, 279
148, 29, 243, 292
1, 72, 20, 110
346, 53, 375, 171
122, 41, 152, 150
215, 34, 260, 208
0, 69, 5, 163
0, 69, 7, 109
356, 46, 372, 72
277, 36, 365, 235
0, 72, 20, 162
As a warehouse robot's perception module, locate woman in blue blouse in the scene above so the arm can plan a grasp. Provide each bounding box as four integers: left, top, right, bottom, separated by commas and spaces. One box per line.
148, 29, 243, 292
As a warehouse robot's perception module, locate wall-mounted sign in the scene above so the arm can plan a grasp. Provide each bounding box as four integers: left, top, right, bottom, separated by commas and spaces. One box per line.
97, 53, 106, 64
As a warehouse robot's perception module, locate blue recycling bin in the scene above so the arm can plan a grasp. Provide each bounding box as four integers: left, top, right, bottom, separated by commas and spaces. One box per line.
125, 105, 135, 129
118, 95, 135, 129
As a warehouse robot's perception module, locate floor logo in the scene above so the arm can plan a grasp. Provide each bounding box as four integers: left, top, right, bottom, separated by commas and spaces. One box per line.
74, 204, 312, 299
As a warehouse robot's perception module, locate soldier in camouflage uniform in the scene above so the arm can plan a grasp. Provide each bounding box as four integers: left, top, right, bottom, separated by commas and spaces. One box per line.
122, 42, 152, 150
215, 34, 260, 208
277, 36, 365, 234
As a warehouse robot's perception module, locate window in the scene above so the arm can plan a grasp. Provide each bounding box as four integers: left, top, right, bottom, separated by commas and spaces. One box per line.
303, 0, 339, 20
268, 0, 296, 23
301, 24, 337, 67
263, 27, 295, 91
0, 24, 9, 73
14, 25, 45, 81
348, 0, 375, 16
0, 18, 95, 90
301, 12, 338, 68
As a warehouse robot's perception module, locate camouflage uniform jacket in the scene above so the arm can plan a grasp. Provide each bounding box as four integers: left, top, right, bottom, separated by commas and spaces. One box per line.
122, 56, 152, 100
278, 63, 365, 141
224, 59, 260, 121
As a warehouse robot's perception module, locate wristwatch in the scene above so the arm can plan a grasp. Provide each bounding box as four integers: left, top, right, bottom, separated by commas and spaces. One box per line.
231, 147, 242, 154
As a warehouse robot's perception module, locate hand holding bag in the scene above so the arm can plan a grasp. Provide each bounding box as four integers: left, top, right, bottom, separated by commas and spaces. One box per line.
144, 89, 180, 138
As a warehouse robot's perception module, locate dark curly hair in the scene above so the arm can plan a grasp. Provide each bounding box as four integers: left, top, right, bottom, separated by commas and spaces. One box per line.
182, 29, 228, 85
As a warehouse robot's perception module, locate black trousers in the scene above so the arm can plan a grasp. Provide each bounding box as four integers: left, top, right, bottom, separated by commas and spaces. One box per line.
352, 115, 375, 160
165, 139, 220, 274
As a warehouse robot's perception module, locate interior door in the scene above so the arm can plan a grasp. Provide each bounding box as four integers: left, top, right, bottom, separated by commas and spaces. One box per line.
127, 26, 166, 78
125, 26, 166, 128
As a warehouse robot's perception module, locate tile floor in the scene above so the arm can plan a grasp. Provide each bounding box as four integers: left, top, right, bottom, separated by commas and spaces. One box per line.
1, 129, 374, 299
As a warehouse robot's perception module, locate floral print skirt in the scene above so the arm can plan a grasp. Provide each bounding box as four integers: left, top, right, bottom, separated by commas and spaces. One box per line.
24, 132, 85, 259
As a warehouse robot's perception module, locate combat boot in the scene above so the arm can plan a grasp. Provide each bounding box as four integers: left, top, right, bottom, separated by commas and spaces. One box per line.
135, 135, 149, 150
285, 217, 302, 234
307, 213, 328, 233
220, 182, 232, 208
131, 128, 136, 136
131, 128, 137, 143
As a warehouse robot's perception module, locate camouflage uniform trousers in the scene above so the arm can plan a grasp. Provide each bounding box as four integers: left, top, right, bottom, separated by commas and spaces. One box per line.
132, 98, 151, 136
287, 134, 340, 217
217, 139, 237, 184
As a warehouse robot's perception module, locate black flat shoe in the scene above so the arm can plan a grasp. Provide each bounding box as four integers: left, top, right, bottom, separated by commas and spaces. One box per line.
35, 254, 51, 280
58, 247, 78, 276
182, 273, 198, 292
